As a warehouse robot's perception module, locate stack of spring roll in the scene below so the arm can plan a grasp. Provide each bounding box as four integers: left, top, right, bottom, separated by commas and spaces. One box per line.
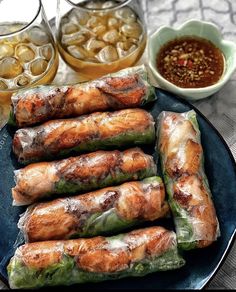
7, 65, 219, 289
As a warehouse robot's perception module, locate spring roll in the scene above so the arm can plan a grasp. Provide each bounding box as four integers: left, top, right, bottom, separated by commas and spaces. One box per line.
9, 65, 155, 127
18, 177, 169, 242
8, 226, 185, 289
12, 148, 157, 206
13, 108, 155, 164
157, 110, 219, 250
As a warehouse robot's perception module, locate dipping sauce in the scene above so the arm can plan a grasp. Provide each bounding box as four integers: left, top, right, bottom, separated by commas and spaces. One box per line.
156, 36, 224, 88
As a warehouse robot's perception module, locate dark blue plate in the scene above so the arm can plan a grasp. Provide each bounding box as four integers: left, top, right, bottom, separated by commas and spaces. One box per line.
0, 89, 235, 289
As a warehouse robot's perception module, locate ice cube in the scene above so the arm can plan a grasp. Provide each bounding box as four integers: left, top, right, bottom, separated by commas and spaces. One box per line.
118, 34, 128, 43
96, 45, 118, 63
61, 22, 79, 35
116, 42, 137, 58
16, 75, 30, 86
102, 1, 117, 9
128, 37, 139, 44
85, 1, 101, 9
28, 27, 50, 46
116, 42, 129, 58
116, 40, 132, 51
30, 59, 48, 76
84, 38, 106, 53
9, 31, 29, 44
92, 25, 106, 36
0, 57, 23, 79
121, 22, 142, 38
117, 38, 139, 49
0, 25, 28, 45
116, 42, 125, 50
102, 29, 119, 44
69, 9, 89, 26
40, 45, 53, 61
0, 44, 14, 59
67, 45, 88, 60
0, 80, 7, 90
9, 23, 25, 33
108, 17, 119, 29
115, 7, 137, 23
117, 47, 128, 58
86, 16, 105, 28
61, 31, 88, 46
128, 44, 137, 53
16, 45, 35, 63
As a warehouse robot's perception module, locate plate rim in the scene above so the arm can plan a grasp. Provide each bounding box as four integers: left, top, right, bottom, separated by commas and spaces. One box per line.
0, 89, 235, 289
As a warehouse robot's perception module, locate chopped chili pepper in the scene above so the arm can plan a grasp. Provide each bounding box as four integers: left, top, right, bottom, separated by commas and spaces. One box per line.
187, 60, 193, 69
177, 59, 185, 66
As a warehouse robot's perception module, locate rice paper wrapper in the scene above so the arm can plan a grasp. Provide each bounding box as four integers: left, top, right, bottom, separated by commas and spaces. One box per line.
156, 110, 220, 249
7, 226, 185, 289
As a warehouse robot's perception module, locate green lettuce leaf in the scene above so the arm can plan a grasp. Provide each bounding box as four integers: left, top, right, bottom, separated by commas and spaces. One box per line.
8, 247, 185, 289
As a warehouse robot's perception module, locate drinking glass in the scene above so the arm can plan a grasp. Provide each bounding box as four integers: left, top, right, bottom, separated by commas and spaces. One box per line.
0, 0, 59, 128
56, 0, 147, 79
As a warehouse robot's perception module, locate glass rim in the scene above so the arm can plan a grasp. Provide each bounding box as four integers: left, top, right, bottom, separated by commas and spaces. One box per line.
65, 0, 133, 12
0, 0, 42, 38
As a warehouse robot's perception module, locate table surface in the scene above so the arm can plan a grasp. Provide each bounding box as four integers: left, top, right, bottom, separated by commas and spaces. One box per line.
0, 0, 235, 289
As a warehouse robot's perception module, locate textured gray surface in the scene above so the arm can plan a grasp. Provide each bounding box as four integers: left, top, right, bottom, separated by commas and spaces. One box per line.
0, 0, 235, 289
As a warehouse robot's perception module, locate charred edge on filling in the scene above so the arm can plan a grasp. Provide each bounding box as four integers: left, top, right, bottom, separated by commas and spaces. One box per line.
98, 75, 146, 106
173, 189, 192, 208
57, 151, 121, 182
100, 190, 120, 211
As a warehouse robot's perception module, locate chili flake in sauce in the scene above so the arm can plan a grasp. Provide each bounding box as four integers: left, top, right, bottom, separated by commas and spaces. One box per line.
156, 36, 224, 88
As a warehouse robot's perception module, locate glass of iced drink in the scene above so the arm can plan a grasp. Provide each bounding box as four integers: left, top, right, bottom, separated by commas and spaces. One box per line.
56, 0, 147, 79
0, 0, 59, 103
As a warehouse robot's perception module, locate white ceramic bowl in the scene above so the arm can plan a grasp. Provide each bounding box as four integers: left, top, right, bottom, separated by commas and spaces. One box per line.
148, 19, 236, 100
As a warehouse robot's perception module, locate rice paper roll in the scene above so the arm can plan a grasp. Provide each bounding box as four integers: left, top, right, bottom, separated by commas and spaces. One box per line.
13, 108, 155, 164
12, 148, 157, 206
9, 65, 155, 127
157, 110, 220, 250
18, 176, 169, 242
7, 226, 185, 289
